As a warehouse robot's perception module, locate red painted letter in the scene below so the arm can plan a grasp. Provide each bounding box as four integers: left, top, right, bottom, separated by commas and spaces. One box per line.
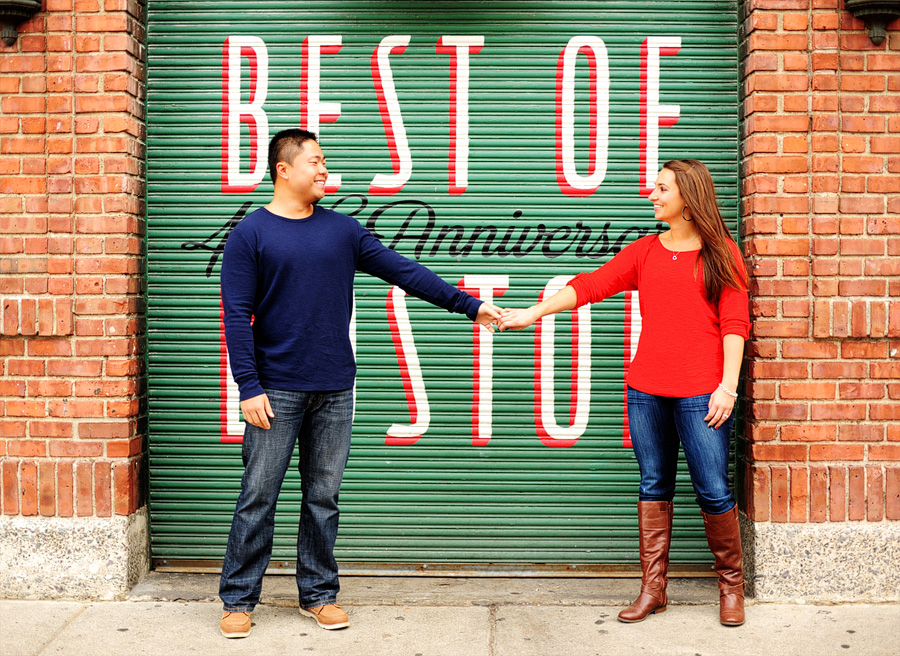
622, 291, 642, 448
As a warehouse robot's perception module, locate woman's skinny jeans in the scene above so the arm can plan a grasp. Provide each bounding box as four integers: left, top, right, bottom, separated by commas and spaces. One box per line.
627, 386, 735, 515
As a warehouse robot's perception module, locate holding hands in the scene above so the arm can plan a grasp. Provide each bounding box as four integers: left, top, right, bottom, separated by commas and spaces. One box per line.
497, 306, 540, 331
476, 304, 543, 332
476, 302, 546, 333
493, 285, 578, 332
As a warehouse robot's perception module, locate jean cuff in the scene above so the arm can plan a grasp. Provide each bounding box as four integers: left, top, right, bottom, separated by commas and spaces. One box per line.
300, 598, 337, 610
223, 606, 254, 613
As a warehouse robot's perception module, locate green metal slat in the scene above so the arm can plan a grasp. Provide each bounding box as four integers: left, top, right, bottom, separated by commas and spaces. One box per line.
146, 0, 738, 567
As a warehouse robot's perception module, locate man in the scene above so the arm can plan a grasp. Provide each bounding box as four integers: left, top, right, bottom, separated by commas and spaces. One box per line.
218, 128, 500, 638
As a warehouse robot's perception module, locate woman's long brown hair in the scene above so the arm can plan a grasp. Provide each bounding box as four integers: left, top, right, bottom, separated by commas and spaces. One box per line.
662, 159, 748, 304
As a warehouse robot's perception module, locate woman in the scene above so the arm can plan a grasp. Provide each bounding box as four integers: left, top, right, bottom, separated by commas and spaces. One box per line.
498, 159, 750, 627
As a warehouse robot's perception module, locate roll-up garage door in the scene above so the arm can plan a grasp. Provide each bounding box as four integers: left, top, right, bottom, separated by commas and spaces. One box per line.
147, 0, 739, 569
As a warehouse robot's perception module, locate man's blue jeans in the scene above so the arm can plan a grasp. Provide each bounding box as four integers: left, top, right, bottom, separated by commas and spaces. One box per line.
219, 388, 354, 612
627, 386, 735, 515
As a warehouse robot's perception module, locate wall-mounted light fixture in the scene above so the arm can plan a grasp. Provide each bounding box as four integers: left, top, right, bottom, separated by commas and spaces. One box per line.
845, 0, 900, 45
0, 0, 41, 47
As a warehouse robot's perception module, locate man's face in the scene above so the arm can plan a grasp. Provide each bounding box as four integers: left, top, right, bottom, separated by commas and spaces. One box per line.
279, 140, 329, 202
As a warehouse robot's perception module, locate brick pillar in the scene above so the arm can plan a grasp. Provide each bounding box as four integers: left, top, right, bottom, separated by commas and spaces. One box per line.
0, 0, 147, 599
740, 0, 899, 601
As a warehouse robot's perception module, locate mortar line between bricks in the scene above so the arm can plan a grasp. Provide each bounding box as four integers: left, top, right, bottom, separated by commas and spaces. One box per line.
34, 603, 89, 655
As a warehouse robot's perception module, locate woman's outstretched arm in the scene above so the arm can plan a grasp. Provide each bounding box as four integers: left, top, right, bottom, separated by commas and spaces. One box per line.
497, 285, 578, 331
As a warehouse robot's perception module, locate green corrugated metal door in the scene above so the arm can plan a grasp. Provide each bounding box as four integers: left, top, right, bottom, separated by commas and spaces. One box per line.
147, 1, 739, 568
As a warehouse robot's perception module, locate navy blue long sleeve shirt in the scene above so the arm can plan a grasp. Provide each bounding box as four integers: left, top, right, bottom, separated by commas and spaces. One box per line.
221, 205, 483, 400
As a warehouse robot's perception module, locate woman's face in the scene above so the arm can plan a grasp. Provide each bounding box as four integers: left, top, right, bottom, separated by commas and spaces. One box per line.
649, 168, 687, 225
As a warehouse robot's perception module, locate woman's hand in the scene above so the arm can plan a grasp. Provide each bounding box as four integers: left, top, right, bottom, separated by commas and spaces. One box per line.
497, 306, 541, 331
497, 286, 578, 332
705, 385, 736, 429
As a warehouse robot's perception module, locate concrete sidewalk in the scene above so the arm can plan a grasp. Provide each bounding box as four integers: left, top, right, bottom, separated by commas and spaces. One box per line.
2, 573, 898, 656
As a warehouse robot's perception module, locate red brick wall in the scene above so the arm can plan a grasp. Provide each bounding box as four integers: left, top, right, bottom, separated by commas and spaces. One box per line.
1, 0, 897, 537
0, 0, 145, 519
739, 1, 900, 523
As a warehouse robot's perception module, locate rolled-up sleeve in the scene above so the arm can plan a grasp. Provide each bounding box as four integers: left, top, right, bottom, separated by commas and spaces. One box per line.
718, 285, 750, 339
718, 242, 751, 339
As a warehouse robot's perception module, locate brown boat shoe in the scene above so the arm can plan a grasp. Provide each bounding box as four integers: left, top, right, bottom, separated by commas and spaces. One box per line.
298, 603, 350, 630
220, 610, 252, 638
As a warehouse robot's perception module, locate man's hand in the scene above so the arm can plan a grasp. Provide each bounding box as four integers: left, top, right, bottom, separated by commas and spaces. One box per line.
241, 393, 274, 429
475, 302, 502, 332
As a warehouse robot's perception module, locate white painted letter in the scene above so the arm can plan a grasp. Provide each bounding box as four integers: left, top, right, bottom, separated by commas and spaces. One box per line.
370, 35, 413, 195
535, 276, 592, 447
458, 275, 508, 446
555, 36, 610, 197
301, 35, 343, 191
222, 36, 269, 193
386, 286, 430, 444
640, 37, 681, 196
436, 36, 484, 195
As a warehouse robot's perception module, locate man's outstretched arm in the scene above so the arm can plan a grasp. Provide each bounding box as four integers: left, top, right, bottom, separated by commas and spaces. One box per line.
357, 229, 502, 328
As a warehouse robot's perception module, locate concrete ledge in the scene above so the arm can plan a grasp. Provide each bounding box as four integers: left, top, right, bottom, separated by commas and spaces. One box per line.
128, 571, 721, 607
743, 517, 900, 603
0, 507, 149, 600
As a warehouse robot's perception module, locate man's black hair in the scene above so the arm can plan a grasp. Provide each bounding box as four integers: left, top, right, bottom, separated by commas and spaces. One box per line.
268, 129, 319, 183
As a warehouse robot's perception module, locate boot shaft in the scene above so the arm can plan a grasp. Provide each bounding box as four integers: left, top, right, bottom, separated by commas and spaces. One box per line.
701, 505, 744, 588
637, 501, 673, 589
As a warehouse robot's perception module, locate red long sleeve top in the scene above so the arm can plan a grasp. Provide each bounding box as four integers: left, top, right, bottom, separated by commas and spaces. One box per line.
569, 234, 750, 398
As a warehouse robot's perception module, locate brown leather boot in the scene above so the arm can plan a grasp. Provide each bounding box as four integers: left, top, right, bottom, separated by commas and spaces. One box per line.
618, 501, 673, 623
702, 505, 745, 626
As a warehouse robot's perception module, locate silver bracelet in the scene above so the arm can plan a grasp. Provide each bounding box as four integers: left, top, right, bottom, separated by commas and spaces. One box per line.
718, 383, 738, 399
